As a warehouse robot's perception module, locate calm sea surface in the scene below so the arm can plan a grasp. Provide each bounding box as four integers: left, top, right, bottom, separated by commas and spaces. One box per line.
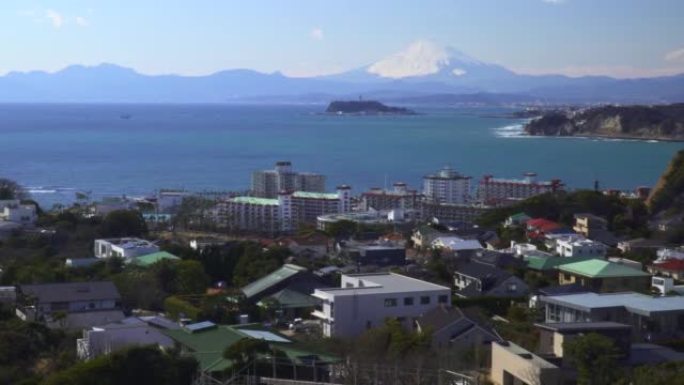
0, 104, 681, 207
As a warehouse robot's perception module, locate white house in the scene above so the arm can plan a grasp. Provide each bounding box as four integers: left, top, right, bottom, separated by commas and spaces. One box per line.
93, 238, 159, 260
431, 236, 483, 252
555, 236, 607, 258
311, 273, 451, 338
0, 200, 37, 226
77, 316, 179, 360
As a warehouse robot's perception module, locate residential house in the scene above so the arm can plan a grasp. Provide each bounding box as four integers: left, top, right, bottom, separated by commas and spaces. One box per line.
94, 238, 160, 260
557, 258, 651, 292
572, 213, 608, 237
0, 199, 37, 226
539, 291, 684, 342
312, 273, 451, 337
432, 236, 483, 255
554, 236, 607, 258
617, 238, 669, 254
130, 251, 181, 267
241, 264, 327, 318
164, 321, 337, 377
16, 281, 125, 329
648, 259, 684, 281
504, 212, 531, 228
453, 261, 529, 299
339, 241, 406, 267
416, 305, 502, 349
77, 315, 179, 360
491, 322, 684, 385
411, 224, 447, 248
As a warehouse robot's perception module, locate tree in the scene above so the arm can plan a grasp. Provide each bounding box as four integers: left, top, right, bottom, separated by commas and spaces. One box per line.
43, 346, 198, 385
564, 333, 621, 385
0, 178, 25, 200
175, 260, 210, 295
100, 210, 148, 238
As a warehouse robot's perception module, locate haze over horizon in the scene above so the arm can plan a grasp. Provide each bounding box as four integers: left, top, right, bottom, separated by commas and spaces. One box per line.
2, 0, 684, 79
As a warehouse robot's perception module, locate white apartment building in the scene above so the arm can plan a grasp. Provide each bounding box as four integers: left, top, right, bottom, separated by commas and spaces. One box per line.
476, 173, 563, 206
219, 186, 351, 233
423, 167, 471, 204
0, 199, 37, 226
94, 238, 160, 260
311, 273, 451, 337
555, 236, 607, 258
360, 182, 420, 211
252, 161, 326, 198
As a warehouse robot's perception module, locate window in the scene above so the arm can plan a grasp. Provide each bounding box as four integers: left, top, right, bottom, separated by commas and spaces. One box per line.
384, 298, 398, 307
404, 297, 414, 306
507, 283, 517, 292
420, 296, 431, 305
438, 295, 448, 304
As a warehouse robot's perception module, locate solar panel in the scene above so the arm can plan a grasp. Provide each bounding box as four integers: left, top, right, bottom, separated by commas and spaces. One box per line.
240, 329, 291, 343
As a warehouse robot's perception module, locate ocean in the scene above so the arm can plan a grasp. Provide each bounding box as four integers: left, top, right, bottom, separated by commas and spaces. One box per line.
0, 103, 681, 208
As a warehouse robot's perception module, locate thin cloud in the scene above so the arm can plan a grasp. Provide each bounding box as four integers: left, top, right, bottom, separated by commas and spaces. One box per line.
45, 9, 64, 28
665, 47, 684, 62
75, 16, 89, 27
542, 0, 565, 4
310, 27, 324, 41
514, 64, 684, 79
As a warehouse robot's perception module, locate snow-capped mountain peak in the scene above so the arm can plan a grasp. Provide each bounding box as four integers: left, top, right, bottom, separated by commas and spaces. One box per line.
366, 40, 485, 79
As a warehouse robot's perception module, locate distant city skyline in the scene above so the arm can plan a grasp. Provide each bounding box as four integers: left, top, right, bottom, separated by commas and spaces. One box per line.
1, 0, 683, 78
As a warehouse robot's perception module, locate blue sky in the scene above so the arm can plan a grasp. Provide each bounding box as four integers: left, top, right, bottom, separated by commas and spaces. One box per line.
1, 0, 683, 78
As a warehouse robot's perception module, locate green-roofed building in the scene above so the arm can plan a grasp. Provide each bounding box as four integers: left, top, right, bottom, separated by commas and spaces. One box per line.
525, 254, 596, 274
504, 212, 531, 228
218, 185, 351, 234
558, 258, 651, 293
131, 251, 181, 266
241, 264, 326, 318
163, 321, 338, 377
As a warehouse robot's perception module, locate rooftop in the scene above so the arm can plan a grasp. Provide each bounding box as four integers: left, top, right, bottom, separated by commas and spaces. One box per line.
19, 281, 121, 303
99, 237, 157, 249
315, 273, 449, 297
541, 292, 684, 315
535, 322, 631, 333
132, 251, 181, 266
230, 196, 279, 205
242, 264, 308, 299
558, 258, 649, 278
163, 323, 336, 372
493, 341, 558, 369
292, 191, 339, 200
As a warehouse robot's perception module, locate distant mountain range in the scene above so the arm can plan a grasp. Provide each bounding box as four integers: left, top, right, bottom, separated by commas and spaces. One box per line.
1, 40, 683, 104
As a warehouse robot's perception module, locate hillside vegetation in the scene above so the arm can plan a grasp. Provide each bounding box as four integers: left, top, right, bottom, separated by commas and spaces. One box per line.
525, 104, 684, 140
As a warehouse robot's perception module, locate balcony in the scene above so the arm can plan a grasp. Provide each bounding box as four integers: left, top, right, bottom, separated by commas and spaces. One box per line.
311, 310, 331, 321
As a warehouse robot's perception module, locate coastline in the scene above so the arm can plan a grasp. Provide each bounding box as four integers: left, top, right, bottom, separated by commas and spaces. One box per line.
525, 132, 684, 143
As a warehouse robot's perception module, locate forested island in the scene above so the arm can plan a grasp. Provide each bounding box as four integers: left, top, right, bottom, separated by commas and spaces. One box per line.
325, 100, 416, 115
524, 103, 684, 141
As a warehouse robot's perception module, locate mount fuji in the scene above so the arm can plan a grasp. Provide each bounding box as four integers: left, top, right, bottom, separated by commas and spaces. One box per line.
0, 40, 683, 104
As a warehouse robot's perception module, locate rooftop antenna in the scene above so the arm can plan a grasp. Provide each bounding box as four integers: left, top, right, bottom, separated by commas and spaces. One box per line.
384, 173, 388, 191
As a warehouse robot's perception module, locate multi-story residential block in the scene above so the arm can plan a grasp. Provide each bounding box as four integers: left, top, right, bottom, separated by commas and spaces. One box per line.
251, 161, 326, 198
476, 172, 563, 206
423, 166, 471, 204
219, 186, 351, 233
360, 182, 420, 211
156, 190, 192, 211
93, 238, 160, 260
555, 236, 607, 258
0, 199, 37, 226
16, 281, 125, 329
419, 201, 492, 223
312, 273, 451, 337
